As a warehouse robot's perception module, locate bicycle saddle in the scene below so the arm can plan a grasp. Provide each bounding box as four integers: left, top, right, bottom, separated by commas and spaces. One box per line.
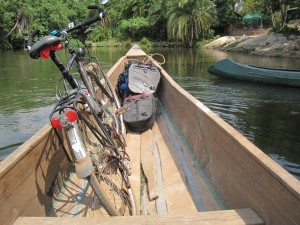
29, 36, 61, 59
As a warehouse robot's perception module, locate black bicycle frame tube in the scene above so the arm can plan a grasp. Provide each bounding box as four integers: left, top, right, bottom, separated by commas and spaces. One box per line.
50, 50, 78, 89
77, 60, 96, 99
66, 53, 77, 72
49, 48, 97, 101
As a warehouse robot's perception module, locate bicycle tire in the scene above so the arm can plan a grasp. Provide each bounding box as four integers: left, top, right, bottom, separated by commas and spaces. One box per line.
78, 107, 136, 216
88, 165, 135, 216
85, 61, 126, 138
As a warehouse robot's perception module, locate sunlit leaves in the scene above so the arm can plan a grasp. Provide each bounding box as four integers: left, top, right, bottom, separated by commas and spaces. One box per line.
167, 0, 217, 46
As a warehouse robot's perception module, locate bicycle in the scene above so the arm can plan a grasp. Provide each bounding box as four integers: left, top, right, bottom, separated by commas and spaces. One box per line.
27, 1, 136, 216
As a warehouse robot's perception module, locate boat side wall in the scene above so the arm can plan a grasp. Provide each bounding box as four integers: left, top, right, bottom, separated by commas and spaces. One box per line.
0, 125, 71, 225
155, 62, 300, 225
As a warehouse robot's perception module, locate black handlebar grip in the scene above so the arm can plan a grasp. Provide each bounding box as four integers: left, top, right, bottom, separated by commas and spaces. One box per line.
87, 4, 104, 18
66, 15, 101, 33
87, 3, 102, 11
80, 16, 102, 27
27, 29, 40, 48
66, 4, 104, 33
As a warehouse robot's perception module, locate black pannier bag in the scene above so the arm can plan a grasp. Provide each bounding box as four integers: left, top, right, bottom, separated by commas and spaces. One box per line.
123, 93, 158, 132
127, 62, 161, 94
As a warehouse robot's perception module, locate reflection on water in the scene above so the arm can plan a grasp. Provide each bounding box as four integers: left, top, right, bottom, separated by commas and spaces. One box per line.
0, 47, 299, 180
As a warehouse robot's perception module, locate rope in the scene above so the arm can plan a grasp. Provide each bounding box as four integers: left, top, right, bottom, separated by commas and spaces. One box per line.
144, 53, 166, 65
122, 53, 166, 70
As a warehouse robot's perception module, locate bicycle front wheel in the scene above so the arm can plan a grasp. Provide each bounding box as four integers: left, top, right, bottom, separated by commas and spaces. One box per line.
88, 164, 136, 216
79, 110, 136, 216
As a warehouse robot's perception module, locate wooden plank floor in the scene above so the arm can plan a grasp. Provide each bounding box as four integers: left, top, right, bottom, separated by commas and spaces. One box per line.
150, 116, 197, 214
125, 131, 141, 214
128, 106, 224, 215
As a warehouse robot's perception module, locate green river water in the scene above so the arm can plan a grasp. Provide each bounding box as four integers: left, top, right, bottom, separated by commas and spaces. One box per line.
0, 47, 299, 179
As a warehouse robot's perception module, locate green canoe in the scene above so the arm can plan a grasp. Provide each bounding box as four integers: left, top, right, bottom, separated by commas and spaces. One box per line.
208, 58, 300, 87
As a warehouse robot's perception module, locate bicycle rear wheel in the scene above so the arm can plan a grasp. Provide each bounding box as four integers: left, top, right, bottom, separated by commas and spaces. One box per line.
85, 61, 126, 138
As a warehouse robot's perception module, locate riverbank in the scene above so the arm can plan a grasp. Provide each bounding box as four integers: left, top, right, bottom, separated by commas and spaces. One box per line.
87, 31, 300, 59
88, 40, 184, 48
202, 32, 300, 58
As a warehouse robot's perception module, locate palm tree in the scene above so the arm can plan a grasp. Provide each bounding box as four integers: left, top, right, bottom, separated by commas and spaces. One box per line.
167, 0, 217, 47
121, 0, 152, 18
147, 0, 168, 39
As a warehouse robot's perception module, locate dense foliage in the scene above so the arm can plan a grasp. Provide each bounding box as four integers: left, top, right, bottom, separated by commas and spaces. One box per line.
0, 0, 299, 49
0, 0, 88, 49
244, 0, 300, 26
167, 0, 218, 47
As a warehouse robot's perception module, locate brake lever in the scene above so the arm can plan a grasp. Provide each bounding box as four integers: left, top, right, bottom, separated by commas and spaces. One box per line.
61, 30, 68, 41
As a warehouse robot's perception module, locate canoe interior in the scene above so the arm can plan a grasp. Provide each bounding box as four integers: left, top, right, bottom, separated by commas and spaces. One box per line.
0, 45, 299, 225
45, 102, 224, 217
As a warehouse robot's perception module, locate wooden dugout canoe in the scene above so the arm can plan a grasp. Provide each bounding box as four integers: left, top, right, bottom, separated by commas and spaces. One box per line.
1, 45, 299, 225
208, 58, 300, 87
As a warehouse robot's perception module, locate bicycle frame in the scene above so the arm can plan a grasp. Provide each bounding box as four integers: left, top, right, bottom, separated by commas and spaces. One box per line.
27, 2, 137, 215
49, 36, 128, 177
45, 39, 94, 174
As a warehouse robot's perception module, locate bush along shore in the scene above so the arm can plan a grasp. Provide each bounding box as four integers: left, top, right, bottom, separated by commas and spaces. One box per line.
202, 32, 300, 58
86, 32, 300, 59
87, 39, 188, 48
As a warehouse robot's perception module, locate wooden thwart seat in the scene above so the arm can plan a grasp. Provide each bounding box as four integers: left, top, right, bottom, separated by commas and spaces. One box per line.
14, 208, 264, 225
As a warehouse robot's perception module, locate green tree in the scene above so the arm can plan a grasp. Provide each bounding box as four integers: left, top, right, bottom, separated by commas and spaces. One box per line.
119, 17, 151, 40
243, 0, 279, 27
214, 0, 241, 34
118, 0, 153, 19
279, 0, 300, 27
147, 0, 169, 40
167, 0, 217, 47
31, 0, 87, 34
0, 0, 33, 49
4, 6, 33, 39
110, 0, 166, 40
0, 0, 88, 49
243, 0, 300, 28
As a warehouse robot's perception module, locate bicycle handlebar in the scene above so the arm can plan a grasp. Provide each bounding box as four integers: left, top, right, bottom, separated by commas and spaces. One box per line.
63, 4, 105, 35
27, 29, 40, 50
87, 3, 103, 10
